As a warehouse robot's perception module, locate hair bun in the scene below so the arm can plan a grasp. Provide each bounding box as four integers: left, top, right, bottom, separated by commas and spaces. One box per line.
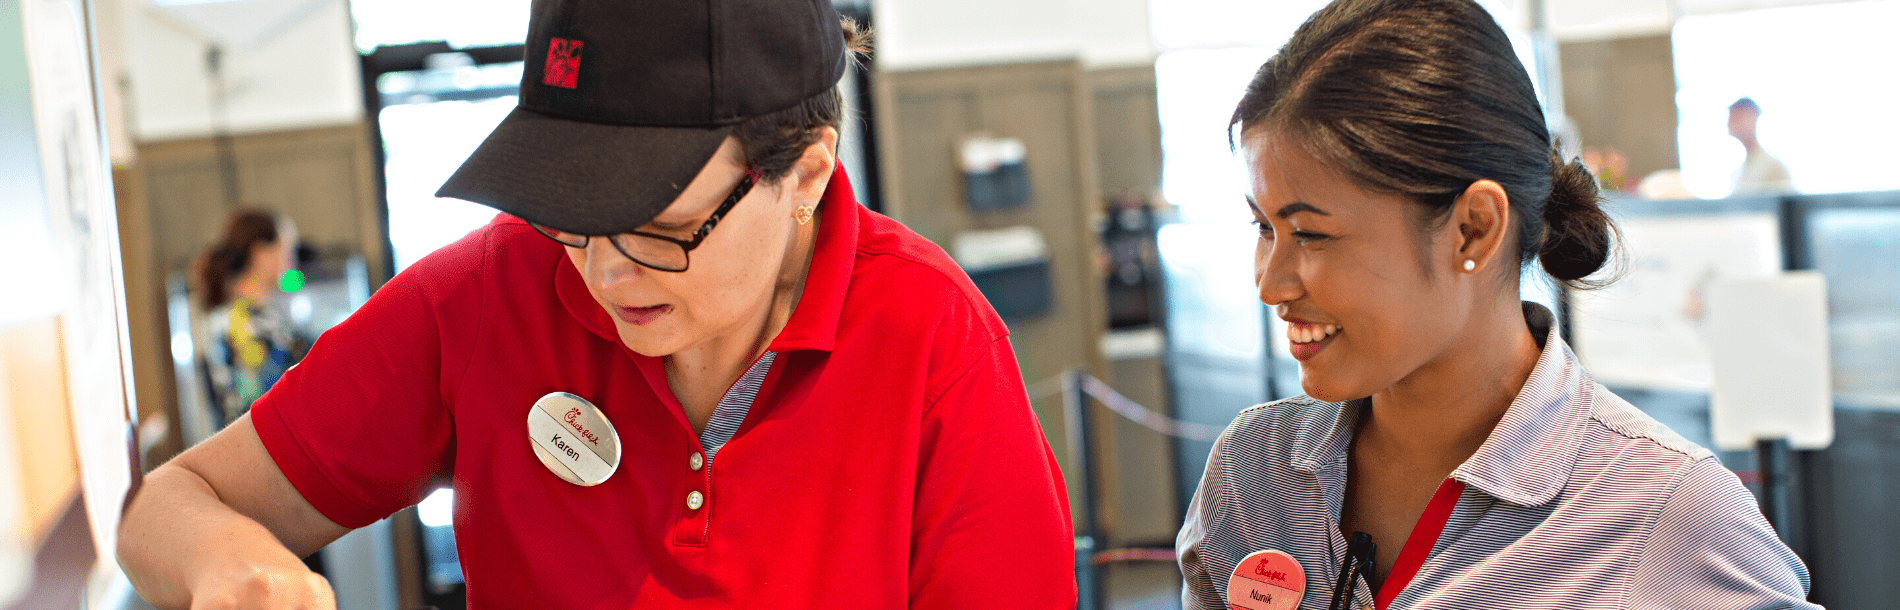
1538, 147, 1614, 285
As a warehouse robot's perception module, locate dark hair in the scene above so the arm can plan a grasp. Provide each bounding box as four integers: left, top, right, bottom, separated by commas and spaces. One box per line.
197, 208, 281, 309
732, 17, 872, 182
1229, 0, 1616, 288
1729, 97, 1760, 114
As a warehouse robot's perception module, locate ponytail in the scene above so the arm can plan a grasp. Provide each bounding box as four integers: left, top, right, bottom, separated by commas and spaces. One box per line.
196, 209, 281, 309
1538, 145, 1619, 288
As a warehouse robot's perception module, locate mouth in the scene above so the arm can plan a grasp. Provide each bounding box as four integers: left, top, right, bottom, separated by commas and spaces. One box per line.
1284, 321, 1341, 362
613, 304, 672, 326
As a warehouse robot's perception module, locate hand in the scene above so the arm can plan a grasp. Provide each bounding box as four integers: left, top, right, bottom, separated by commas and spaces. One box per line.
187, 563, 337, 610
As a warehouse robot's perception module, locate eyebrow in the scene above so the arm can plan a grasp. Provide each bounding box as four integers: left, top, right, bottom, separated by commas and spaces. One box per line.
1274, 202, 1329, 219
1244, 197, 1330, 220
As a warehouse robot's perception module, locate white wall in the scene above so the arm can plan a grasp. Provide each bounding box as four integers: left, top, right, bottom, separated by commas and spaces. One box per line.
115, 0, 362, 142
91, 0, 1874, 140
874, 0, 1154, 70
1552, 0, 1673, 40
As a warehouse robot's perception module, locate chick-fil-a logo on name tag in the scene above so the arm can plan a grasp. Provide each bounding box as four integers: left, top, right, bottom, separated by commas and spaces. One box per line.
563, 407, 601, 445
1227, 549, 1305, 610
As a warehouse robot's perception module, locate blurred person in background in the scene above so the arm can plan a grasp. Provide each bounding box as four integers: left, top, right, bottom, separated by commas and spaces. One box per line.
1177, 0, 1818, 608
1729, 97, 1793, 195
194, 208, 308, 427
118, 0, 1076, 608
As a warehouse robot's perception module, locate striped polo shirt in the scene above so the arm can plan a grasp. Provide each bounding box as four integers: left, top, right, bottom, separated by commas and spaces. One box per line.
1179, 303, 1819, 609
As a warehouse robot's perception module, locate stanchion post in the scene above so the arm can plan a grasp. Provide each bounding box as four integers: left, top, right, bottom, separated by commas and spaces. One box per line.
1064, 369, 1104, 610
1756, 436, 1792, 544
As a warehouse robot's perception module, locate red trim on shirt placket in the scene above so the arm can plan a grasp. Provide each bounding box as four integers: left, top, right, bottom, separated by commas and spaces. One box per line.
1374, 478, 1465, 610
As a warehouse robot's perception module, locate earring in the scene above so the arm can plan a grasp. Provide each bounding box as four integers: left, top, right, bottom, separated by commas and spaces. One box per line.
1463, 259, 1477, 272
794, 205, 815, 225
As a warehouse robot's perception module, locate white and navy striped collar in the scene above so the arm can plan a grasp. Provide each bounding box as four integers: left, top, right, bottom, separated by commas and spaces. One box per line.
1290, 302, 1591, 508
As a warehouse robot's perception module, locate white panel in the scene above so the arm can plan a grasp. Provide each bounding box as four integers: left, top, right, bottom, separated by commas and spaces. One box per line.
1707, 272, 1834, 450
1570, 212, 1783, 391
22, 0, 138, 570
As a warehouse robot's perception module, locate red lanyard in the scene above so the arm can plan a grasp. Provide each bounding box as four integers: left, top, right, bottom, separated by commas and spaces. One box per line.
1373, 478, 1466, 610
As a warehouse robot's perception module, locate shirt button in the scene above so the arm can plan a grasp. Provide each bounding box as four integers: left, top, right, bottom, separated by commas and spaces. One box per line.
690, 452, 704, 471
686, 490, 704, 510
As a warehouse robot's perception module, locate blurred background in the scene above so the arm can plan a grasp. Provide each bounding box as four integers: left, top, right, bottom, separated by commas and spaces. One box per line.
2, 0, 1896, 607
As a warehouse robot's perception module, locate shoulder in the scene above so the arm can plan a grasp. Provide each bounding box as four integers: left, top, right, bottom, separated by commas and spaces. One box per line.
1211, 395, 1343, 471
386, 214, 557, 307
1582, 381, 1713, 465
842, 208, 1009, 345
1629, 455, 1815, 606
1557, 381, 1717, 522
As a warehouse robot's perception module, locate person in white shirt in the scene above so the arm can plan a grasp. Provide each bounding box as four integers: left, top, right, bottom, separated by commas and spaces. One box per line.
1729, 97, 1794, 195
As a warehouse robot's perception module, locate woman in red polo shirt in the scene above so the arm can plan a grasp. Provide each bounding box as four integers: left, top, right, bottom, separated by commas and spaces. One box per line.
117, 1, 1077, 608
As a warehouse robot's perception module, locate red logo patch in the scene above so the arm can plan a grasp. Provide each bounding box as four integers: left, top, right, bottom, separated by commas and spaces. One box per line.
544, 38, 583, 88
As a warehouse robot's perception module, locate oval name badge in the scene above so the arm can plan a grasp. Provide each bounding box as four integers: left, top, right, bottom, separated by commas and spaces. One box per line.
526, 392, 622, 486
1227, 549, 1305, 610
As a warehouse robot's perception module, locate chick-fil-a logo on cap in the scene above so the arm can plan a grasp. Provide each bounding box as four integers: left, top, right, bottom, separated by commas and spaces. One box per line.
564, 407, 601, 445
544, 37, 583, 89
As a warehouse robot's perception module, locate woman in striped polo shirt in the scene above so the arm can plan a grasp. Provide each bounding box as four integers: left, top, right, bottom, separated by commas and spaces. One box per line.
1177, 0, 1818, 608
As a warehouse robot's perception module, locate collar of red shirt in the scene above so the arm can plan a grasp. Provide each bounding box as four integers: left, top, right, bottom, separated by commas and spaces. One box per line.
552, 164, 860, 355
1291, 302, 1592, 508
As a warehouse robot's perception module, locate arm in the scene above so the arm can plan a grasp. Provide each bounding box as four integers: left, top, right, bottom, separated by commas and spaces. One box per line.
121, 224, 485, 608
1628, 459, 1820, 610
908, 335, 1077, 609
118, 414, 349, 609
1175, 432, 1229, 610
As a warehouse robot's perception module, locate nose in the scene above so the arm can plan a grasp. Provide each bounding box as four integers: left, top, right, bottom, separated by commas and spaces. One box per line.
581, 237, 645, 287
1254, 234, 1303, 307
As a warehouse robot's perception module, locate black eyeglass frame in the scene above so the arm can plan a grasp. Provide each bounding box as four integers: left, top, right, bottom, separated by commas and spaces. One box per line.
530, 168, 761, 272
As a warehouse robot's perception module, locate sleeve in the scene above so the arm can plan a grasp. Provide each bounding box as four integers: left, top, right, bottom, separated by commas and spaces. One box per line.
1629, 458, 1821, 610
907, 334, 1077, 609
1176, 429, 1230, 610
249, 230, 488, 529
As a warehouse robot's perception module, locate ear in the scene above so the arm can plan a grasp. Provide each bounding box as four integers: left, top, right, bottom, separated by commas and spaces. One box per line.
785, 126, 839, 206
1451, 180, 1511, 275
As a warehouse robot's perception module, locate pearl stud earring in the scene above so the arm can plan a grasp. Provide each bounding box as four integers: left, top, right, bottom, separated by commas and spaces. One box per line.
1463, 259, 1476, 272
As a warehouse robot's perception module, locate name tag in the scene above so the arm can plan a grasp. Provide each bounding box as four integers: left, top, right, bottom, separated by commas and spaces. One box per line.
1228, 549, 1305, 610
527, 392, 622, 486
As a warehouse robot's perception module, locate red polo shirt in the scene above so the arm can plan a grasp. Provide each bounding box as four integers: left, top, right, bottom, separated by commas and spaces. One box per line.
252, 168, 1077, 608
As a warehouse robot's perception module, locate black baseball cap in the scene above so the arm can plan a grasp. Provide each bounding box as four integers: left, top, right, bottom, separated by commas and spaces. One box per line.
436, 0, 848, 235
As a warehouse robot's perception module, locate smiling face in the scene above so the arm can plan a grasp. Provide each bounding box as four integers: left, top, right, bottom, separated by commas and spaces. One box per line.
1243, 129, 1492, 402
563, 136, 818, 358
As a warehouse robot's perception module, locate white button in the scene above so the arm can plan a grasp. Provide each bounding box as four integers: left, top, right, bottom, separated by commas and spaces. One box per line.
690, 452, 704, 471
686, 491, 704, 510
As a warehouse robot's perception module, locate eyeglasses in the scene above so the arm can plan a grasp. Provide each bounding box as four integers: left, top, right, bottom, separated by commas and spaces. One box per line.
530, 169, 759, 272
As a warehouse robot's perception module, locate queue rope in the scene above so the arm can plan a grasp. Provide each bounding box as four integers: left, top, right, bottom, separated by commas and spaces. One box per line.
1033, 370, 1200, 572
1029, 371, 1227, 443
